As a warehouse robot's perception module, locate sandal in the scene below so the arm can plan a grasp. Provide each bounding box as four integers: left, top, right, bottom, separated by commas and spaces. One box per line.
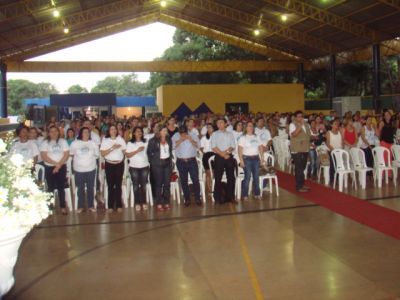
88, 208, 96, 213
76, 208, 83, 214
135, 205, 141, 212
142, 204, 148, 211
163, 204, 171, 210
156, 205, 164, 212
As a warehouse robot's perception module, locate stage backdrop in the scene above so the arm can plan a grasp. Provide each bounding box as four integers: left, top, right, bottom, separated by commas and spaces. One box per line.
157, 83, 304, 116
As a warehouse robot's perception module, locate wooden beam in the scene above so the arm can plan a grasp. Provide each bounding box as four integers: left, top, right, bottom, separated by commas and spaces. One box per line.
6, 60, 306, 72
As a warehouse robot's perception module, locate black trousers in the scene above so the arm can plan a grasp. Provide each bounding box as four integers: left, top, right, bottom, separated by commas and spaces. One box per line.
362, 146, 374, 176
152, 159, 172, 205
292, 152, 308, 190
213, 155, 235, 203
129, 167, 149, 205
105, 161, 124, 209
45, 164, 67, 208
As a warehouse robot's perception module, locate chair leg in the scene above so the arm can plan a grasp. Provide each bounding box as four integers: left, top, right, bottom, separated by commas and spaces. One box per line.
338, 173, 343, 192
274, 177, 279, 196
64, 188, 73, 211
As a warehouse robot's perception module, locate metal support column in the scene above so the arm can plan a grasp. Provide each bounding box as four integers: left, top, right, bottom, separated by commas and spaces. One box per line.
372, 44, 381, 113
329, 54, 336, 109
0, 62, 7, 118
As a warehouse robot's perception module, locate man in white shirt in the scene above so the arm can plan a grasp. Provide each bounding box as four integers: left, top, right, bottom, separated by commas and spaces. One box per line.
83, 120, 101, 146
255, 118, 272, 151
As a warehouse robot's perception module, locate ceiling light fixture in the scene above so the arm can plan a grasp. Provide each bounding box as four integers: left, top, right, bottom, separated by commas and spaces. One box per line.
281, 14, 288, 22
63, 27, 69, 34
254, 29, 260, 36
160, 0, 167, 7
53, 9, 60, 17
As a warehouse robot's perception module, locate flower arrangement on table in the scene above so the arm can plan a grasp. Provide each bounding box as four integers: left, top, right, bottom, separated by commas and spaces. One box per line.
0, 133, 54, 234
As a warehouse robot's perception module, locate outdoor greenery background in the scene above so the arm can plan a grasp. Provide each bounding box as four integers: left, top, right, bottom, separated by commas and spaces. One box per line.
8, 29, 400, 116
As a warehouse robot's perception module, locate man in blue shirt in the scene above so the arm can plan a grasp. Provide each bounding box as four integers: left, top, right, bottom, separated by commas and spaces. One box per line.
172, 125, 201, 206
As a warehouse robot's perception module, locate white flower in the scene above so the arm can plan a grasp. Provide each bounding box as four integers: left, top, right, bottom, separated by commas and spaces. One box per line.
15, 177, 38, 193
0, 139, 6, 153
10, 153, 24, 167
0, 187, 8, 205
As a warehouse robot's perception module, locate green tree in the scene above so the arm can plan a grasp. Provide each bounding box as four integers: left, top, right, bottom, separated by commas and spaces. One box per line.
91, 74, 152, 96
148, 29, 277, 92
7, 79, 58, 116
67, 84, 88, 93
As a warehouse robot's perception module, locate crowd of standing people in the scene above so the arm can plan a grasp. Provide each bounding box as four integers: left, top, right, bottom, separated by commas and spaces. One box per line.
9, 108, 400, 214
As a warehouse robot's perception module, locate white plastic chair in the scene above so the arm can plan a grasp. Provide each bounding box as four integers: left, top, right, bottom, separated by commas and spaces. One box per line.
316, 145, 330, 186
34, 164, 45, 185
349, 148, 374, 189
372, 146, 396, 188
235, 161, 247, 200
259, 152, 279, 196
331, 149, 357, 192
391, 145, 400, 180
171, 158, 181, 204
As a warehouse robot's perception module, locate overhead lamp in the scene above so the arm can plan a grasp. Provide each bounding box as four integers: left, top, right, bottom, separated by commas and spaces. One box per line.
281, 14, 288, 22
53, 9, 60, 18
160, 0, 167, 7
253, 29, 260, 36
63, 27, 69, 34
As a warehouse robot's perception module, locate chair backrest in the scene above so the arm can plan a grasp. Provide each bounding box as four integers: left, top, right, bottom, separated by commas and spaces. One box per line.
349, 147, 367, 169
34, 164, 45, 182
331, 149, 351, 171
392, 145, 400, 161
263, 152, 275, 167
196, 157, 204, 175
372, 146, 392, 168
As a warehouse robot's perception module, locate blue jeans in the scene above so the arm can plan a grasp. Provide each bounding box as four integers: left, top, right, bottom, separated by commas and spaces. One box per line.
242, 156, 260, 197
176, 158, 201, 203
75, 170, 96, 209
308, 149, 318, 177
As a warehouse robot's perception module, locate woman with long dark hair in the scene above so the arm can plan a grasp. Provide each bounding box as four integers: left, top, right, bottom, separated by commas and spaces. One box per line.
147, 126, 173, 212
100, 125, 126, 212
126, 127, 149, 211
377, 110, 396, 176
70, 127, 99, 213
66, 128, 76, 146
40, 125, 70, 214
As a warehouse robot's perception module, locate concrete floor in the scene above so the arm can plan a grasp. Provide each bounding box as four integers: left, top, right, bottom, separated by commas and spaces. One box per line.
4, 183, 400, 300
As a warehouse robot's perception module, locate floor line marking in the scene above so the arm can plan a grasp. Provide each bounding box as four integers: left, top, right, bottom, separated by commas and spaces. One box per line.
230, 204, 264, 300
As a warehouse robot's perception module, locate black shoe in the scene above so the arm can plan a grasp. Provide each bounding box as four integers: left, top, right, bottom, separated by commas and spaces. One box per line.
195, 201, 203, 207
184, 201, 190, 207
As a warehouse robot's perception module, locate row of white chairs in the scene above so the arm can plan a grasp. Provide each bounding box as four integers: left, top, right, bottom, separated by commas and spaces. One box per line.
319, 146, 399, 192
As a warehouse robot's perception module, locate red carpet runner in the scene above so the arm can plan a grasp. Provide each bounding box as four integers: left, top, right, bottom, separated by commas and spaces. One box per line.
277, 171, 400, 240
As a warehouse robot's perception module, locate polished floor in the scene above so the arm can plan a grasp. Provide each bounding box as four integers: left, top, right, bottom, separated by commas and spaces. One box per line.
4, 178, 400, 300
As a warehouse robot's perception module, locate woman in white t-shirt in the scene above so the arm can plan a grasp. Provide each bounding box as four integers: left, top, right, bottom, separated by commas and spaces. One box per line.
126, 126, 149, 211
100, 125, 126, 213
238, 121, 263, 200
200, 123, 216, 193
10, 126, 39, 164
70, 127, 100, 213
40, 125, 70, 214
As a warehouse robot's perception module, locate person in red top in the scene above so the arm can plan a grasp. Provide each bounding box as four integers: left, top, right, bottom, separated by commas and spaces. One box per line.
341, 119, 358, 151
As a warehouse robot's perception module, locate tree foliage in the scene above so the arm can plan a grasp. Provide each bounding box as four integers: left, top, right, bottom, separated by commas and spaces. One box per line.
91, 74, 153, 96
67, 84, 88, 93
7, 79, 58, 116
148, 29, 291, 92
